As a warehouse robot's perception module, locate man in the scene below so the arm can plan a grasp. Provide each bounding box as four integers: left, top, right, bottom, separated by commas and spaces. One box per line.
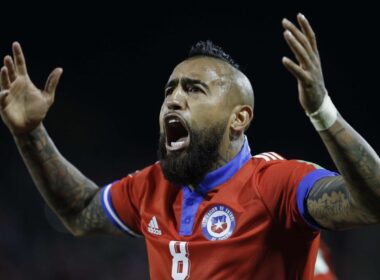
0, 13, 378, 279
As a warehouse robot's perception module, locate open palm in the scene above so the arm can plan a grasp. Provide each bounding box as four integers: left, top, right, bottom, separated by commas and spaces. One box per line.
0, 42, 62, 135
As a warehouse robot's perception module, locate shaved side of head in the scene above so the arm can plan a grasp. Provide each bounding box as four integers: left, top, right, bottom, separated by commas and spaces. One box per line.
229, 67, 254, 109
187, 40, 254, 112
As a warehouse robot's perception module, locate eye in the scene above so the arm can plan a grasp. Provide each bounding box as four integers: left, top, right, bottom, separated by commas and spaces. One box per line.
165, 87, 174, 97
187, 86, 204, 94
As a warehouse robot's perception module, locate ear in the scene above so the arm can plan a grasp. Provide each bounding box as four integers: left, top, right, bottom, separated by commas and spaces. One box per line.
229, 105, 253, 136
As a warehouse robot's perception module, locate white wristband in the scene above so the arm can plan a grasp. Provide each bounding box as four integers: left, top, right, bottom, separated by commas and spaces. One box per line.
306, 94, 338, 131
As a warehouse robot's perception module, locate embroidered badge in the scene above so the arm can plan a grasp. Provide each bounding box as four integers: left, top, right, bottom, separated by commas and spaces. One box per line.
201, 205, 236, 241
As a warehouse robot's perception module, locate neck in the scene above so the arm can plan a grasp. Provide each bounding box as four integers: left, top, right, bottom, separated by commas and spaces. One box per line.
212, 134, 245, 171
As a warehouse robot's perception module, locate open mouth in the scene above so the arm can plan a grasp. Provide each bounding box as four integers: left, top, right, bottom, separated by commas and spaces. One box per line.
164, 114, 190, 152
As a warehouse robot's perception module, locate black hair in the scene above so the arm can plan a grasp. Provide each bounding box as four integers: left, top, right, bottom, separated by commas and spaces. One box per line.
188, 40, 240, 70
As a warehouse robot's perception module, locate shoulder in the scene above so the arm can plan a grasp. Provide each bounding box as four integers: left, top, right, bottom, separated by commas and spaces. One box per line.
253, 151, 286, 162
121, 162, 164, 181
252, 152, 322, 180
251, 151, 289, 172
107, 162, 171, 204
112, 162, 167, 192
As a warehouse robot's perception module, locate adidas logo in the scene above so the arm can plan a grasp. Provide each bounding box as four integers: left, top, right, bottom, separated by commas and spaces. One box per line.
148, 216, 162, 236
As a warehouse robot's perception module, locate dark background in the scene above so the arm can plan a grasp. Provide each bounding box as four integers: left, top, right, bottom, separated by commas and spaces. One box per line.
1, 2, 380, 279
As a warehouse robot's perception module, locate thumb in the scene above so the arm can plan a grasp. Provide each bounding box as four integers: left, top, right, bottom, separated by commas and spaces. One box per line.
43, 68, 63, 103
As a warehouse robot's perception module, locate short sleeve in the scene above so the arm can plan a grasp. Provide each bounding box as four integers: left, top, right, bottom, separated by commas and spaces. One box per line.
100, 173, 144, 237
256, 160, 338, 231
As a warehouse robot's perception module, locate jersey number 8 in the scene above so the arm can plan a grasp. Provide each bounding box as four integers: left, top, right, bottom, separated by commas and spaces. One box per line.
169, 241, 190, 280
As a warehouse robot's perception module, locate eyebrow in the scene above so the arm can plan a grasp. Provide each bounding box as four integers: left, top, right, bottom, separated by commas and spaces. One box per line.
164, 78, 210, 91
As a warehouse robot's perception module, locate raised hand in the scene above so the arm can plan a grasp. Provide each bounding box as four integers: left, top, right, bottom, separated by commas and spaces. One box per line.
0, 42, 62, 135
282, 14, 327, 114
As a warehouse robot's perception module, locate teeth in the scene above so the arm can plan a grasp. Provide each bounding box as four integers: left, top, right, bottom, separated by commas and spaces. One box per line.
168, 119, 179, 124
171, 141, 184, 148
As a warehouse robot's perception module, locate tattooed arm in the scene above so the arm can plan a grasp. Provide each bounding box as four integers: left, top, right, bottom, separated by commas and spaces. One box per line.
282, 15, 380, 230
0, 43, 120, 236
15, 125, 121, 235
306, 117, 380, 229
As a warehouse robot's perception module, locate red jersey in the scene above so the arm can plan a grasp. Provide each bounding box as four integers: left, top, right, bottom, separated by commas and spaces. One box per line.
101, 138, 337, 279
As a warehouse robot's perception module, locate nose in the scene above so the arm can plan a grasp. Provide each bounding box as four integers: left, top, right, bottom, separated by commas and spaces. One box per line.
166, 87, 186, 111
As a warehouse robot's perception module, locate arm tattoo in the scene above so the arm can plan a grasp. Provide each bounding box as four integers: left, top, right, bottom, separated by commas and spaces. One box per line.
14, 124, 120, 236
307, 176, 378, 230
70, 191, 121, 235
308, 115, 380, 229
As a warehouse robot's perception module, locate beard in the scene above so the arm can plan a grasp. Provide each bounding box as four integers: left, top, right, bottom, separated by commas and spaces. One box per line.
158, 121, 226, 187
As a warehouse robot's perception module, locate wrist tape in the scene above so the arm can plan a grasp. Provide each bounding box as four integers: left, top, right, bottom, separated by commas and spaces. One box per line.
306, 94, 338, 131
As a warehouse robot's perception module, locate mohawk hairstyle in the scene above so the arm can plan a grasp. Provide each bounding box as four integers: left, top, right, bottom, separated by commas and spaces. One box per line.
188, 40, 240, 70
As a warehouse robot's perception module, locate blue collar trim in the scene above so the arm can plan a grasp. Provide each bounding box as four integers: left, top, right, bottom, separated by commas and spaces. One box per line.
194, 136, 252, 195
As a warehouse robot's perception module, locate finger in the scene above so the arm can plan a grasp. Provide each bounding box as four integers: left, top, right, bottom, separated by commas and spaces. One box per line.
0, 66, 11, 90
282, 56, 309, 82
0, 89, 9, 101
282, 18, 314, 58
12, 42, 28, 76
43, 68, 63, 102
283, 30, 311, 68
297, 13, 318, 53
0, 89, 9, 109
4, 55, 17, 82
